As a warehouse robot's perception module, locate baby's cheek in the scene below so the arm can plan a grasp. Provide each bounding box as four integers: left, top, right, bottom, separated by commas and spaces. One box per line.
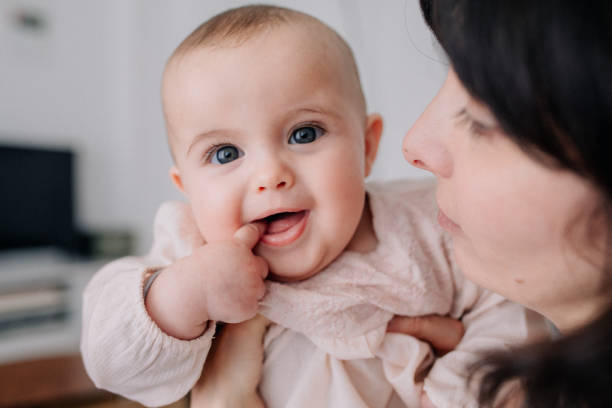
193, 210, 239, 243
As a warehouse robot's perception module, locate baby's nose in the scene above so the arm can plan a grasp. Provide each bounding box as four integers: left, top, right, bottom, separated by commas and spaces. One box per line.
254, 160, 294, 193
258, 180, 287, 192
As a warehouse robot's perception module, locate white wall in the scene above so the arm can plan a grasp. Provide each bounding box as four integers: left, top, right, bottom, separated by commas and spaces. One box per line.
0, 0, 446, 254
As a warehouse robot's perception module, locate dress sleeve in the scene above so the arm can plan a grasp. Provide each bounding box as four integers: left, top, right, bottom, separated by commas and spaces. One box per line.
422, 278, 550, 408
80, 202, 215, 407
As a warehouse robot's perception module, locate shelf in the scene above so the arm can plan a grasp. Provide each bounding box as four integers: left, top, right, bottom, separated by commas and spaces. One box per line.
0, 248, 105, 365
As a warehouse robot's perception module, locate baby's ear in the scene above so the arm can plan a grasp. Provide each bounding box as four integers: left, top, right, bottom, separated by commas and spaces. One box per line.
169, 166, 186, 193
364, 114, 383, 177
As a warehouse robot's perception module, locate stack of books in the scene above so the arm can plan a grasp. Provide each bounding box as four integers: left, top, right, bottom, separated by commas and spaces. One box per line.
0, 280, 70, 332
0, 248, 72, 334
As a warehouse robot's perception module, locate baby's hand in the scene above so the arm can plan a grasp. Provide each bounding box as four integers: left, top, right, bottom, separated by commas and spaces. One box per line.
145, 222, 268, 340
200, 223, 269, 323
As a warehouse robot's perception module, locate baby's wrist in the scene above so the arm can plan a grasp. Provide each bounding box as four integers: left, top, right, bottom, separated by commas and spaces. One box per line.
143, 268, 163, 299
144, 262, 211, 339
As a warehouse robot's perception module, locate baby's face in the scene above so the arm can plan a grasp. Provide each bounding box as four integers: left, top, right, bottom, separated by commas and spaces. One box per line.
164, 25, 378, 281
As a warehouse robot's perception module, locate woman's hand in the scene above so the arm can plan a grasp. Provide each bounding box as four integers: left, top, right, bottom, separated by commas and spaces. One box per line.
388, 314, 465, 408
191, 314, 462, 407
387, 314, 464, 355
190, 314, 271, 408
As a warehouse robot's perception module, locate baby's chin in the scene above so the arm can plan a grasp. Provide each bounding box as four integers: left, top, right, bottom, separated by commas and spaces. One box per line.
261, 254, 326, 283
254, 240, 345, 283
266, 268, 321, 283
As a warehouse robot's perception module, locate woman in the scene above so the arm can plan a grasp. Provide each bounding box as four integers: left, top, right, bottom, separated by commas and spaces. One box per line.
403, 1, 612, 406
193, 0, 612, 406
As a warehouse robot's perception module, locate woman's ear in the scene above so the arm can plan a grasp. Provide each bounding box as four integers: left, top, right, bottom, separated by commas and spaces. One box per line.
364, 114, 383, 177
169, 165, 186, 193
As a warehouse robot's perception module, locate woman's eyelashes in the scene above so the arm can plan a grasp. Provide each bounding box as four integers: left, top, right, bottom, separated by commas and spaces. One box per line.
288, 125, 325, 144
455, 108, 494, 137
205, 144, 244, 165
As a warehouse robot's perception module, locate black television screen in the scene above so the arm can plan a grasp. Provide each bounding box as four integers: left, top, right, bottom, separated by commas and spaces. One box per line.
0, 144, 75, 251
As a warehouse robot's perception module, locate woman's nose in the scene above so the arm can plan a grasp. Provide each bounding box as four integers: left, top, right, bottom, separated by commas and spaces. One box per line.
402, 78, 454, 178
253, 158, 295, 193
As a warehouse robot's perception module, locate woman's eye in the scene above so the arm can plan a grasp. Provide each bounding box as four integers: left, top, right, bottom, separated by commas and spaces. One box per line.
288, 126, 323, 144
455, 109, 492, 137
209, 145, 243, 164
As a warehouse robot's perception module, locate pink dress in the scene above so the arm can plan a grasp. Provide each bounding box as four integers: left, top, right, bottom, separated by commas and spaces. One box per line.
81, 179, 549, 407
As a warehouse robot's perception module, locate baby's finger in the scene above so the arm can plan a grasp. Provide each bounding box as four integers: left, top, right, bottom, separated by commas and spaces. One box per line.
234, 222, 266, 249
254, 256, 269, 279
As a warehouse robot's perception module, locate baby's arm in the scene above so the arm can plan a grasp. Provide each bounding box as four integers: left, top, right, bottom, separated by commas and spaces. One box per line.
81, 257, 215, 407
81, 202, 267, 407
422, 282, 550, 408
145, 222, 267, 339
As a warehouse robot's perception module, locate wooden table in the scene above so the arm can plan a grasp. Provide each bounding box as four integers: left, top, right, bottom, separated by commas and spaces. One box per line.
0, 354, 187, 407
0, 354, 103, 407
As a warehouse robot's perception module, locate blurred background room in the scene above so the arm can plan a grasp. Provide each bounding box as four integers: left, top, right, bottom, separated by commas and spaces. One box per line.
0, 0, 446, 406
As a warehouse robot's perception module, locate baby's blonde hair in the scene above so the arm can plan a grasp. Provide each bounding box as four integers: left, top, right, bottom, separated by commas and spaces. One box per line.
174, 4, 297, 53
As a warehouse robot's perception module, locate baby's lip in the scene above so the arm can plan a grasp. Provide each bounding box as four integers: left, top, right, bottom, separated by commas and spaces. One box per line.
251, 208, 305, 223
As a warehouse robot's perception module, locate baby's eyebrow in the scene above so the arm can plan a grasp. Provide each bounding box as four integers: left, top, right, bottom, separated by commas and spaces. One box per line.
185, 106, 341, 156
186, 129, 234, 156
286, 106, 343, 123
296, 107, 325, 115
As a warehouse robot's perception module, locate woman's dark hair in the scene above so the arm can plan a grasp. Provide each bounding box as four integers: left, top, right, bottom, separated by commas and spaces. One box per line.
419, 1, 612, 406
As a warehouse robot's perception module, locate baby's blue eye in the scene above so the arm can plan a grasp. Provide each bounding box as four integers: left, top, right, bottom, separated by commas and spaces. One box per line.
289, 126, 322, 144
211, 145, 243, 164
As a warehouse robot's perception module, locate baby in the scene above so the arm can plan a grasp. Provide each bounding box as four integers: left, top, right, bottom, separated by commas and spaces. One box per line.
81, 5, 548, 408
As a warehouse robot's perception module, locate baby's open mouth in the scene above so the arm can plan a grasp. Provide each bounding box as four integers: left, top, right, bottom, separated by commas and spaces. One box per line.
260, 211, 306, 234
257, 210, 309, 246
